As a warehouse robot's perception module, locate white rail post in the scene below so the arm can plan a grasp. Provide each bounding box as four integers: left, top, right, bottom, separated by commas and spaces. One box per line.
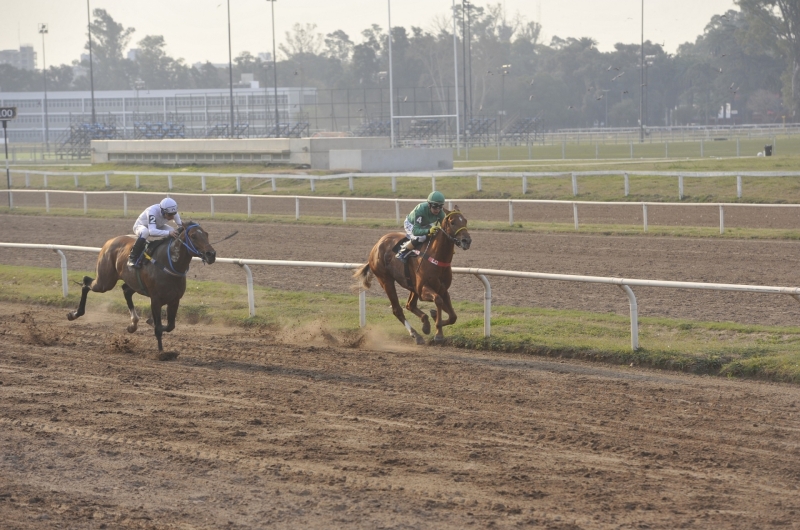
562, 139, 566, 159
237, 262, 255, 317
348, 176, 354, 191
630, 142, 633, 159
624, 172, 630, 196
678, 174, 684, 200
475, 273, 492, 337
571, 172, 578, 196
210, 196, 215, 218
104, 173, 110, 187
665, 142, 668, 158
271, 177, 276, 191
310, 178, 316, 192
477, 174, 482, 191
508, 200, 514, 225
45, 192, 50, 213
342, 199, 347, 222
54, 249, 68, 297
595, 144, 598, 159
201, 175, 206, 192
432, 176, 436, 192
737, 137, 740, 157
719, 204, 724, 235
168, 174, 173, 190
700, 139, 704, 157
123, 191, 127, 217
43, 175, 48, 188
135, 174, 140, 189
392, 175, 397, 193
74, 173, 79, 188
247, 196, 252, 218
236, 176, 241, 193
83, 192, 88, 214
737, 175, 742, 199
25, 172, 29, 187
619, 284, 639, 350
642, 203, 648, 232
395, 199, 401, 225
295, 197, 300, 220
359, 290, 366, 328
448, 200, 453, 210
573, 202, 579, 230
522, 176, 527, 194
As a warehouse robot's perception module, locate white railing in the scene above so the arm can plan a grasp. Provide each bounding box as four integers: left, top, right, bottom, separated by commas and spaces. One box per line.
8, 168, 800, 200
3, 242, 800, 351
4, 188, 800, 234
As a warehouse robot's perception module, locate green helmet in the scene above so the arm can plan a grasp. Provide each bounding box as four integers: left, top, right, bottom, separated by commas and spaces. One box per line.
427, 191, 445, 206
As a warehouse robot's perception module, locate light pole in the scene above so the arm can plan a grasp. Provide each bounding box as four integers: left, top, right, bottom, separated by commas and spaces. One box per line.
387, 0, 395, 147
226, 0, 235, 138
602, 89, 610, 127
38, 23, 49, 153
266, 0, 280, 136
643, 55, 655, 131
86, 0, 96, 124
500, 64, 510, 130
639, 0, 644, 142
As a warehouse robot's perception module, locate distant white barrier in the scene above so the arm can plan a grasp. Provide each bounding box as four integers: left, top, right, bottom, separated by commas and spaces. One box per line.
8, 168, 800, 200
3, 242, 800, 351
3, 188, 800, 234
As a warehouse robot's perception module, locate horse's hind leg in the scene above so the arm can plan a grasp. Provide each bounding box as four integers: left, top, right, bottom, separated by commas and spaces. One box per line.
405, 291, 432, 335
121, 283, 139, 333
422, 287, 457, 344
150, 300, 165, 351
67, 276, 93, 321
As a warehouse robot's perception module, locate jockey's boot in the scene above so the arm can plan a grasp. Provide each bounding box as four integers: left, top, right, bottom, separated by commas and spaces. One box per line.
395, 239, 417, 263
127, 237, 147, 269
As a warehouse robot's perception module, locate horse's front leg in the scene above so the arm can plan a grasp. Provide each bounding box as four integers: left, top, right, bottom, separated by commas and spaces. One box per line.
421, 287, 457, 344
376, 276, 425, 345
404, 291, 432, 335
150, 300, 165, 351
163, 300, 179, 333
121, 283, 139, 333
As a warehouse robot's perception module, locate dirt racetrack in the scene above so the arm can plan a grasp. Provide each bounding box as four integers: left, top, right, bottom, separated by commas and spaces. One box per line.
2, 303, 800, 529
2, 213, 800, 528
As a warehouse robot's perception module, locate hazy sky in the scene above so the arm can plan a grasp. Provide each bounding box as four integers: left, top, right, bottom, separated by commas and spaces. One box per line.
4, 0, 737, 68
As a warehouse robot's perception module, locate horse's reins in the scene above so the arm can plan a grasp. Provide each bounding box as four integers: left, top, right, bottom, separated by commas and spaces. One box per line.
164, 223, 205, 277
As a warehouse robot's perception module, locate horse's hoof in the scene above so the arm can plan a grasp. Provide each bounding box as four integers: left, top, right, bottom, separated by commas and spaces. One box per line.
422, 319, 431, 335
155, 350, 179, 361
145, 317, 153, 327
429, 309, 437, 320
414, 335, 426, 345
126, 324, 138, 333
66, 312, 76, 321
434, 335, 445, 344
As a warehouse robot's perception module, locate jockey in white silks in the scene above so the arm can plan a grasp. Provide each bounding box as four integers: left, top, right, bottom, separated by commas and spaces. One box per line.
127, 197, 183, 268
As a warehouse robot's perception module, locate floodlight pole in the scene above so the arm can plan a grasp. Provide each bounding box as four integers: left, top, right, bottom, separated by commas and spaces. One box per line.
387, 0, 395, 148
269, 0, 280, 135
452, 0, 460, 154
227, 0, 235, 138
86, 0, 96, 124
639, 0, 644, 143
39, 23, 50, 153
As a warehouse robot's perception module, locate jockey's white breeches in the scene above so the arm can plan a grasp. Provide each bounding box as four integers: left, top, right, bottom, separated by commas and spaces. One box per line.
404, 219, 428, 242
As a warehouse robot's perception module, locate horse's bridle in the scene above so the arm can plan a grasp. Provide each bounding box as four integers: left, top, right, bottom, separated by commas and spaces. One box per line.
175, 222, 209, 263
435, 211, 469, 248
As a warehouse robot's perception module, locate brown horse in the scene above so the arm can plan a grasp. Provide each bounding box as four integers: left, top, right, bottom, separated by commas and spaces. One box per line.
67, 222, 217, 352
353, 207, 472, 344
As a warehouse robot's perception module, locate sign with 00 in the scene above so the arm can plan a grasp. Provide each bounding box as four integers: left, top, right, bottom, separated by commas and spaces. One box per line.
0, 107, 18, 120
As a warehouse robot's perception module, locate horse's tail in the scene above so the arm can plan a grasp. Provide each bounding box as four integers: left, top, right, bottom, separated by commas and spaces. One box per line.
352, 263, 373, 291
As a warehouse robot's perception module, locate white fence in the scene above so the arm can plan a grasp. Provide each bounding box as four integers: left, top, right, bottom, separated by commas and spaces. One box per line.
8, 168, 800, 200
3, 242, 800, 351
4, 188, 800, 234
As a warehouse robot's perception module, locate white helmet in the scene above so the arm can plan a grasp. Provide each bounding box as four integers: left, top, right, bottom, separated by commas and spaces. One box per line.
160, 197, 178, 215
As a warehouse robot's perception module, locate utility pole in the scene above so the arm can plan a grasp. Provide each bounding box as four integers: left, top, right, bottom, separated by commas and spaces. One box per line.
39, 23, 49, 153
227, 0, 235, 138
86, 0, 96, 124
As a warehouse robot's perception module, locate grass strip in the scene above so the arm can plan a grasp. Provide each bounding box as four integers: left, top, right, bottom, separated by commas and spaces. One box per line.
2, 263, 799, 384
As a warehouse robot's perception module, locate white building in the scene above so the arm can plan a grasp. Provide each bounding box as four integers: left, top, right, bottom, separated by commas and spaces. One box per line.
0, 85, 317, 143
0, 45, 37, 71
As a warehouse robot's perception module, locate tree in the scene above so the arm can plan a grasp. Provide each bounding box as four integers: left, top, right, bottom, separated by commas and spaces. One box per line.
84, 8, 135, 89
737, 0, 800, 117
135, 35, 190, 89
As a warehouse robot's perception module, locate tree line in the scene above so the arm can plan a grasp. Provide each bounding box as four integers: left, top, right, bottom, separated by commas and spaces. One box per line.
0, 1, 796, 129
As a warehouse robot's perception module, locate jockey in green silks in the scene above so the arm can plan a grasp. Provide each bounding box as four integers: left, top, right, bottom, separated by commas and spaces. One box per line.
395, 191, 446, 262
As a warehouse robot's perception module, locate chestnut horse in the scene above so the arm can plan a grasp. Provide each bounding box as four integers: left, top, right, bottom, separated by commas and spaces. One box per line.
67, 222, 217, 352
353, 207, 472, 344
